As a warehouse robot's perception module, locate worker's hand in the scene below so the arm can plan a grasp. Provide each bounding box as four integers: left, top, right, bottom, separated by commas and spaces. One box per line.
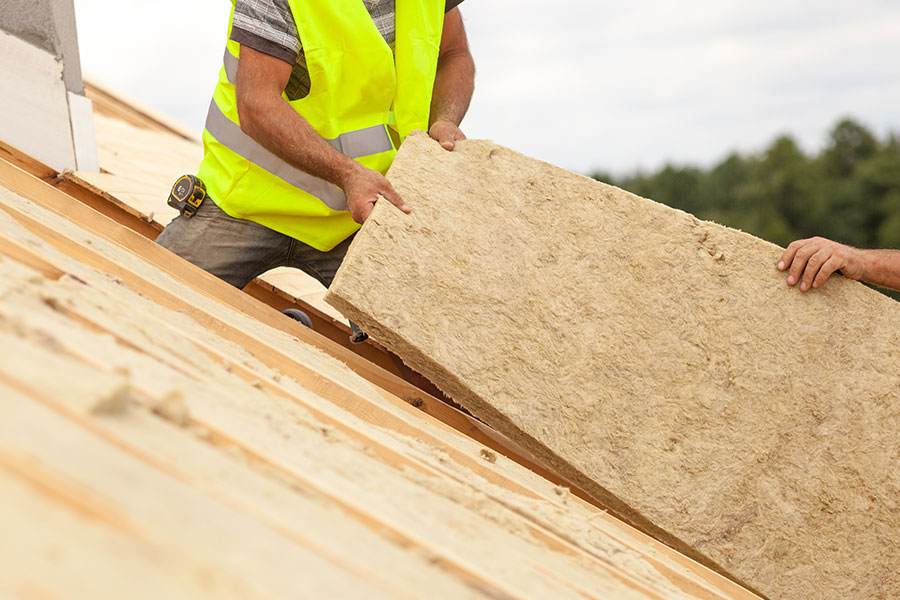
777, 237, 864, 291
429, 120, 466, 151
341, 164, 410, 224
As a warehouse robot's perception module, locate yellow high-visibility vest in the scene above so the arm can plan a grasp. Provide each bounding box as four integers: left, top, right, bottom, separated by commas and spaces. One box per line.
197, 0, 445, 251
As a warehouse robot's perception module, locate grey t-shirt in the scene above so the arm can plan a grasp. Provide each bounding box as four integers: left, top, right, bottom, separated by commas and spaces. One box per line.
231, 0, 464, 100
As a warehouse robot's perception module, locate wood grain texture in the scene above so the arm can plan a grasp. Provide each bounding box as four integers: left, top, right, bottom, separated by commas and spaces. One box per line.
327, 132, 900, 600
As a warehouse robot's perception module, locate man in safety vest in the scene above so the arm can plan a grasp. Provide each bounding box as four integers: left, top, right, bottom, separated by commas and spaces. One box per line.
157, 1, 474, 302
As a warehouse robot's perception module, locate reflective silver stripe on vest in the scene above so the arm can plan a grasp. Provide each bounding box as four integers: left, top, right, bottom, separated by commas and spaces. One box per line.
205, 100, 394, 211
224, 49, 238, 84
205, 100, 347, 210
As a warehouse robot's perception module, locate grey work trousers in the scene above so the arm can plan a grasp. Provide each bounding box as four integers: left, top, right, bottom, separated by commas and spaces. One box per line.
155, 199, 354, 290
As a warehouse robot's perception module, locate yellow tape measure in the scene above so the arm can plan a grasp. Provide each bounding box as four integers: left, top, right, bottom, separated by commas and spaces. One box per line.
167, 175, 207, 218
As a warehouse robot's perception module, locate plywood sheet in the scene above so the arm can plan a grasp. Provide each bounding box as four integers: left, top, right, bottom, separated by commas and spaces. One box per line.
327, 132, 900, 600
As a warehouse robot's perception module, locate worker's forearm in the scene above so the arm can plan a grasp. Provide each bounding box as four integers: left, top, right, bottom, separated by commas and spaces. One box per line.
857, 249, 900, 291
240, 95, 359, 188
430, 49, 475, 127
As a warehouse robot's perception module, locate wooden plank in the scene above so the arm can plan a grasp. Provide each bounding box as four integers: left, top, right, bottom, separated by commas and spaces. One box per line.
0, 386, 401, 600
256, 265, 348, 321
0, 236, 66, 281
52, 171, 164, 238
91, 114, 202, 165
0, 286, 647, 600
71, 172, 171, 217
0, 139, 56, 179
70, 171, 169, 197
0, 350, 483, 599
0, 465, 235, 600
84, 81, 169, 134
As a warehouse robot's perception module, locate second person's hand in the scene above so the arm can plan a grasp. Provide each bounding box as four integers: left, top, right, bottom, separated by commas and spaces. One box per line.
777, 237, 864, 291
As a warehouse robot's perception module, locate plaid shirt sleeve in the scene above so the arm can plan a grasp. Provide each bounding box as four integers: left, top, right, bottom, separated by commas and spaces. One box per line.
230, 1, 465, 100
231, 0, 466, 66
231, 0, 299, 64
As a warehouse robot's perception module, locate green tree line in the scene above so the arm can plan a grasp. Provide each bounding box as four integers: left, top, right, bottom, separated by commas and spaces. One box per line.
593, 118, 900, 252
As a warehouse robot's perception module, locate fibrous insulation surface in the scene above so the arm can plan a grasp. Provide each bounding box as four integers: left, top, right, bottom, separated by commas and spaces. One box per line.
327, 131, 900, 600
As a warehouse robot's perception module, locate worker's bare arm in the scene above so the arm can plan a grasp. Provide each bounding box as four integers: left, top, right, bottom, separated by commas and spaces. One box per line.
777, 237, 900, 292
235, 46, 408, 224
429, 8, 475, 151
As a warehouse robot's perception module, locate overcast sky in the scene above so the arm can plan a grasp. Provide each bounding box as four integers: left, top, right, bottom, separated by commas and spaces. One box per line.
72, 0, 900, 175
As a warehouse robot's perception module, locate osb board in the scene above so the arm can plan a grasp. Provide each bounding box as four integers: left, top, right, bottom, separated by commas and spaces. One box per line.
327, 132, 900, 600
90, 114, 202, 180
0, 185, 749, 600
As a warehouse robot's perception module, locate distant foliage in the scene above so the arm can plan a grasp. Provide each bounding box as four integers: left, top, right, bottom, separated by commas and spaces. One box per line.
594, 118, 900, 251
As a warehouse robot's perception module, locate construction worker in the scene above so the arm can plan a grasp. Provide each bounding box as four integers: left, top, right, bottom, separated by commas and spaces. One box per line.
777, 236, 900, 292
157, 1, 474, 296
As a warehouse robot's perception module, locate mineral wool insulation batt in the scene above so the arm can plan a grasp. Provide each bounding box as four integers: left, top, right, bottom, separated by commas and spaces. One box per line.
327, 131, 900, 600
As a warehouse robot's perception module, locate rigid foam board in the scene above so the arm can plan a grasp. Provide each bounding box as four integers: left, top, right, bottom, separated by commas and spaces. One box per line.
327, 131, 900, 600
